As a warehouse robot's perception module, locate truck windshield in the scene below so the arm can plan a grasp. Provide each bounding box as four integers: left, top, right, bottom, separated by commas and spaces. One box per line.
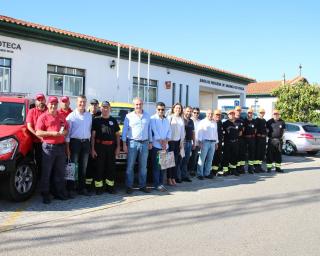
0, 102, 25, 125
110, 107, 134, 125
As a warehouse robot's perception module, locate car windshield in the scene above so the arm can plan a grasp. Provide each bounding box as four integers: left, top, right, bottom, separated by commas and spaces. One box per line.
0, 101, 25, 125
303, 125, 320, 133
110, 107, 134, 125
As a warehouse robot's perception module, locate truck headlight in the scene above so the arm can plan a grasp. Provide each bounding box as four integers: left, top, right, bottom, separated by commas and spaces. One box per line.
0, 138, 18, 156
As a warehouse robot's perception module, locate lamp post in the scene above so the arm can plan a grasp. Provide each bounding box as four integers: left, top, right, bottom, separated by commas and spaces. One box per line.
254, 97, 258, 113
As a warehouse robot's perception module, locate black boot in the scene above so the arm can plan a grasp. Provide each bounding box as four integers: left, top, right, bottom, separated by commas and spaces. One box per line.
96, 187, 104, 195
276, 167, 284, 173
42, 193, 51, 204
258, 164, 266, 173
106, 185, 117, 194
233, 168, 240, 176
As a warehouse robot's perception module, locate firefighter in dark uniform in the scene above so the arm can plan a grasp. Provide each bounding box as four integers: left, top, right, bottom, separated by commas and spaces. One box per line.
243, 108, 256, 174
85, 99, 101, 192
254, 108, 267, 173
91, 101, 120, 194
235, 106, 246, 174
222, 109, 241, 176
266, 109, 286, 173
212, 109, 223, 175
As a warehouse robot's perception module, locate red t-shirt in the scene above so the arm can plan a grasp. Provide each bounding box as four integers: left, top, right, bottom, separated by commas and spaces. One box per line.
35, 112, 69, 144
26, 107, 47, 143
58, 108, 73, 120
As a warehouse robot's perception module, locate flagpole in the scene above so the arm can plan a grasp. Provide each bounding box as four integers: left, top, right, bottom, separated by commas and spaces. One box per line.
137, 48, 141, 99
128, 46, 132, 103
116, 43, 120, 101
147, 50, 150, 104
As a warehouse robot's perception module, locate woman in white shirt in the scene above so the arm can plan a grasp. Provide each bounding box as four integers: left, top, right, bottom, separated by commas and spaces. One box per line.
167, 103, 185, 185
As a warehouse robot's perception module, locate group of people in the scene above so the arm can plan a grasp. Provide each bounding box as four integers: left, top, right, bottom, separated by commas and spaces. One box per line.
26, 93, 286, 204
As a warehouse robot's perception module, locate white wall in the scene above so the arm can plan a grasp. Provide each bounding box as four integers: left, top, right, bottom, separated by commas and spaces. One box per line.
1, 34, 248, 113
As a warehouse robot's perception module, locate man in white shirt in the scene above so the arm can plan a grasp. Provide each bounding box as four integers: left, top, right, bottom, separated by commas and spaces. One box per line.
196, 109, 218, 179
66, 95, 93, 196
150, 102, 171, 191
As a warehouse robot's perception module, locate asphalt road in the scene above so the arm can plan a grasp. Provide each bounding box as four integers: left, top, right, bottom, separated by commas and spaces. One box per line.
1, 154, 320, 256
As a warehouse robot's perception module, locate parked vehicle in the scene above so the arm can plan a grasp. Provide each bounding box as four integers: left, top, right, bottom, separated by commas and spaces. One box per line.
110, 102, 134, 165
0, 95, 37, 201
282, 122, 320, 155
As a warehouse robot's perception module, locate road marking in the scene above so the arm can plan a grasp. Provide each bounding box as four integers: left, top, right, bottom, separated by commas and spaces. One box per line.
0, 195, 160, 233
0, 201, 29, 232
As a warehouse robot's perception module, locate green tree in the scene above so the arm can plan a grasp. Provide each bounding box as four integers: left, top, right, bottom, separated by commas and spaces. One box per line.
272, 82, 320, 124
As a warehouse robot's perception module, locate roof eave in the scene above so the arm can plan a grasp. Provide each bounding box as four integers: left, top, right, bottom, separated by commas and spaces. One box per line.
0, 20, 255, 84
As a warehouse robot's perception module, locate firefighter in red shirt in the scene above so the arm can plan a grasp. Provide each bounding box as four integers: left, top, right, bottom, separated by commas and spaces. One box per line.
58, 96, 73, 120
36, 96, 69, 204
26, 93, 47, 174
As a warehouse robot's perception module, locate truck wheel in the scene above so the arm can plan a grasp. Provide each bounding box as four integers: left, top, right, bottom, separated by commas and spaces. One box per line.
8, 161, 37, 202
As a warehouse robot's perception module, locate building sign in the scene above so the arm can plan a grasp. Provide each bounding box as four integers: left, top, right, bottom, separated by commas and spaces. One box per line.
165, 81, 171, 89
0, 41, 22, 53
200, 78, 244, 91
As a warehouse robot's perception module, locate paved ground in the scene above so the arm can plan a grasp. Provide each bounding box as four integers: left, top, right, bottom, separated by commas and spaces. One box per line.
0, 154, 320, 256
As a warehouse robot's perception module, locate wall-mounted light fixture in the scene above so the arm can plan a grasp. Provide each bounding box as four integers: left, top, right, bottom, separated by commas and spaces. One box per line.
110, 60, 116, 69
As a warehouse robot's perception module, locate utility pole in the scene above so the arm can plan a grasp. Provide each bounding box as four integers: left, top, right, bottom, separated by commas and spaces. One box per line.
299, 64, 302, 77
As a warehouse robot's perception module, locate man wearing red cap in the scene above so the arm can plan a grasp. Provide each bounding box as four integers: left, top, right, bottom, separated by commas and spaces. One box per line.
26, 93, 47, 174
36, 96, 69, 204
58, 96, 73, 120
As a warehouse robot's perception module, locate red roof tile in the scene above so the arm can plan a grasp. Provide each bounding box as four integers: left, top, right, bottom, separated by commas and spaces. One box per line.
246, 76, 308, 95
0, 15, 254, 82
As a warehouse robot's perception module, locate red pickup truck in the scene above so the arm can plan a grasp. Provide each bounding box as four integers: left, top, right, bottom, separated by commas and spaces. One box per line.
0, 95, 37, 201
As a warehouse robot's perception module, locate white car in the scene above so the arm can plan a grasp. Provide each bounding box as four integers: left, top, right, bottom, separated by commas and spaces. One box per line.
282, 122, 320, 155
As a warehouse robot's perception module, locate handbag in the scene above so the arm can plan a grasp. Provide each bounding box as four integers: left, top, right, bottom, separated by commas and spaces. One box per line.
158, 150, 175, 170
65, 159, 78, 181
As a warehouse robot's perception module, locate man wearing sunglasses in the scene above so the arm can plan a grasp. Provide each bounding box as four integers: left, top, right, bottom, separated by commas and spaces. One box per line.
188, 107, 201, 176
150, 102, 171, 192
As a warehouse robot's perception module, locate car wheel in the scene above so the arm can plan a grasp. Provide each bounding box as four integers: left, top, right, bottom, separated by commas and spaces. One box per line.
307, 151, 318, 156
7, 161, 37, 202
283, 141, 296, 156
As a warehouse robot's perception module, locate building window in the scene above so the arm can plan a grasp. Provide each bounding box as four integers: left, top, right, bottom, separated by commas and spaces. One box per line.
186, 85, 189, 106
47, 65, 85, 96
132, 77, 157, 103
0, 58, 11, 93
172, 83, 176, 105
179, 84, 182, 103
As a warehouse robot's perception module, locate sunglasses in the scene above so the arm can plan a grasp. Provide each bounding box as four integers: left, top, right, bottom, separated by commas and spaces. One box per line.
193, 112, 199, 114
157, 108, 165, 111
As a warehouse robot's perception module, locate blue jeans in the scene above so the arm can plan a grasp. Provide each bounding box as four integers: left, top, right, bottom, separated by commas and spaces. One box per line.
180, 141, 192, 179
151, 147, 163, 188
197, 141, 216, 177
126, 140, 149, 188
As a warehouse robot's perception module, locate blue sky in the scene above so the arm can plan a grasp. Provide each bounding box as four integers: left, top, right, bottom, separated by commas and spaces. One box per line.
1, 0, 319, 83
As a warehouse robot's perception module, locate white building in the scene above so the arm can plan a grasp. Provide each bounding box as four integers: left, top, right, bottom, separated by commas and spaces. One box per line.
0, 15, 254, 111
